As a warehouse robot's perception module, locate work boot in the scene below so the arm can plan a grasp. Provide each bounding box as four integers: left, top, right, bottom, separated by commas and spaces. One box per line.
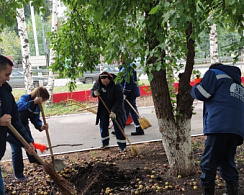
226, 181, 238, 195
201, 182, 215, 195
131, 126, 144, 136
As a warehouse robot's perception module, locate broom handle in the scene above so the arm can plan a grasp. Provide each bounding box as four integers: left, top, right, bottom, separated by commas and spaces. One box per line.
125, 99, 140, 117
39, 104, 55, 163
8, 124, 45, 166
98, 96, 132, 145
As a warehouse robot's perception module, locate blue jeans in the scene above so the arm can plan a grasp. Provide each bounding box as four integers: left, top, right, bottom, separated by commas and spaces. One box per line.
7, 135, 39, 179
0, 166, 5, 195
200, 133, 242, 185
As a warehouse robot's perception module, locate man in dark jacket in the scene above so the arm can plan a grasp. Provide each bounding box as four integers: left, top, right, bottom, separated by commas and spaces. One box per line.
119, 61, 144, 136
0, 55, 34, 193
191, 63, 244, 195
91, 71, 127, 152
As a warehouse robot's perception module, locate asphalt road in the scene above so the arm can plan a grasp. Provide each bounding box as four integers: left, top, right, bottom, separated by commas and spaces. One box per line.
2, 100, 203, 161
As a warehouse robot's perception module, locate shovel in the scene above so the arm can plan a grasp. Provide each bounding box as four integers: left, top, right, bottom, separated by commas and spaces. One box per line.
39, 103, 65, 171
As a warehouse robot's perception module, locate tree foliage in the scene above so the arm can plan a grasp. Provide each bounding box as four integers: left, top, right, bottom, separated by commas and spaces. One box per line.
49, 0, 244, 175
0, 28, 21, 62
0, 0, 46, 32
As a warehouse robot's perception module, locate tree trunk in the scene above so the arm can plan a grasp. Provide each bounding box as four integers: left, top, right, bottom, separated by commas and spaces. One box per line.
46, 0, 58, 106
210, 24, 219, 64
16, 7, 34, 93
30, 1, 39, 56
146, 11, 196, 175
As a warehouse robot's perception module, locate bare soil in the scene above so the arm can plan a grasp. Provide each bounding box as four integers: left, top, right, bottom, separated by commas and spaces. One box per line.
1, 96, 244, 194
2, 136, 244, 195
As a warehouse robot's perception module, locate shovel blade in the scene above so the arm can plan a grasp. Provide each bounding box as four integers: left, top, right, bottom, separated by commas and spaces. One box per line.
53, 159, 66, 171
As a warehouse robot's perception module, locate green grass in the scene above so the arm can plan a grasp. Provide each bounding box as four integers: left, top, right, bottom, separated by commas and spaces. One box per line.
12, 80, 150, 116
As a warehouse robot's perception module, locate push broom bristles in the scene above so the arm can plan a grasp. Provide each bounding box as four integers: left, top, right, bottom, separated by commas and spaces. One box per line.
125, 99, 151, 130
44, 163, 76, 195
139, 117, 152, 130
131, 144, 141, 156
8, 124, 76, 195
97, 96, 141, 156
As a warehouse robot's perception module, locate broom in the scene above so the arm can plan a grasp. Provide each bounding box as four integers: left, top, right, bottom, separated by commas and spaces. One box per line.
7, 124, 76, 195
98, 96, 141, 156
125, 98, 151, 130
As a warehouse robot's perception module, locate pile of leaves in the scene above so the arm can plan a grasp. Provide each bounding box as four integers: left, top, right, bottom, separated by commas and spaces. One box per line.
2, 136, 244, 194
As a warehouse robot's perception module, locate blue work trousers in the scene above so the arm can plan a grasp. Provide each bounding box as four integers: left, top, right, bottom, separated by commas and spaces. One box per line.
99, 109, 126, 150
124, 96, 140, 127
200, 133, 242, 185
0, 166, 4, 195
7, 135, 39, 179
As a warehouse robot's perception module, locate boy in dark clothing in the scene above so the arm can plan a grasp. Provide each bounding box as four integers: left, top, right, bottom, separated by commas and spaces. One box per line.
191, 63, 244, 195
0, 55, 34, 194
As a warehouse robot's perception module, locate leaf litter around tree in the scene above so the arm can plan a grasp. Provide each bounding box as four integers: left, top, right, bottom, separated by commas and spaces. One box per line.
1, 96, 244, 194
2, 135, 244, 195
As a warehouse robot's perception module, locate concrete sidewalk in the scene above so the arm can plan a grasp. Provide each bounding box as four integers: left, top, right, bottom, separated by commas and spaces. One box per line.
2, 101, 203, 161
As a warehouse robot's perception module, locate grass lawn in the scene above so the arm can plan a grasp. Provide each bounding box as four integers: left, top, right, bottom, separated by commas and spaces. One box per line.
12, 79, 150, 116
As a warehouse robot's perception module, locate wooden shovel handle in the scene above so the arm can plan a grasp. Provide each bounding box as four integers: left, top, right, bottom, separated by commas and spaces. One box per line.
98, 96, 132, 145
39, 104, 55, 161
8, 124, 45, 166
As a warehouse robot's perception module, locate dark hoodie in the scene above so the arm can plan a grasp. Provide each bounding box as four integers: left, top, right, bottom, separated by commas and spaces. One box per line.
191, 64, 244, 140
0, 83, 33, 159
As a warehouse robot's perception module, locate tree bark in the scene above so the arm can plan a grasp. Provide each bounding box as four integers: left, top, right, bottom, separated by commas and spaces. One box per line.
146, 12, 196, 175
16, 7, 34, 93
46, 0, 58, 106
210, 24, 219, 64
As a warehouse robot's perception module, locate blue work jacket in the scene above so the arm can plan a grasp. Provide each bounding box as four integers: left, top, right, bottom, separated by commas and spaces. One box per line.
191, 64, 244, 139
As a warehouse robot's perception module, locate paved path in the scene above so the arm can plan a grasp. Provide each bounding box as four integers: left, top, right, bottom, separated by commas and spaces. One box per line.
2, 101, 203, 161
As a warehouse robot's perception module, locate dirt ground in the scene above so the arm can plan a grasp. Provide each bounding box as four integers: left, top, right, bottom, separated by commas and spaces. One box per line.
1, 136, 244, 195
1, 96, 244, 194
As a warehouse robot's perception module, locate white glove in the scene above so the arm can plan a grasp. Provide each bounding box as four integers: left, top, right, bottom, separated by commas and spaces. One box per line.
109, 112, 116, 119
123, 95, 127, 100
94, 90, 100, 96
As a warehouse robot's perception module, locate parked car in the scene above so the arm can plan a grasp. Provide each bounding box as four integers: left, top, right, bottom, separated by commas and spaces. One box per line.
78, 65, 119, 84
8, 70, 48, 88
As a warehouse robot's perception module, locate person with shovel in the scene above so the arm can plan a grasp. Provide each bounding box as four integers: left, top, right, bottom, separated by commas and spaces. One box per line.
91, 71, 127, 152
7, 86, 50, 180
0, 55, 35, 193
118, 60, 144, 136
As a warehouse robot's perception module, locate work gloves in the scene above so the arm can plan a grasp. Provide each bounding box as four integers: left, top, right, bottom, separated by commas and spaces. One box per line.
94, 90, 100, 97
109, 112, 116, 120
